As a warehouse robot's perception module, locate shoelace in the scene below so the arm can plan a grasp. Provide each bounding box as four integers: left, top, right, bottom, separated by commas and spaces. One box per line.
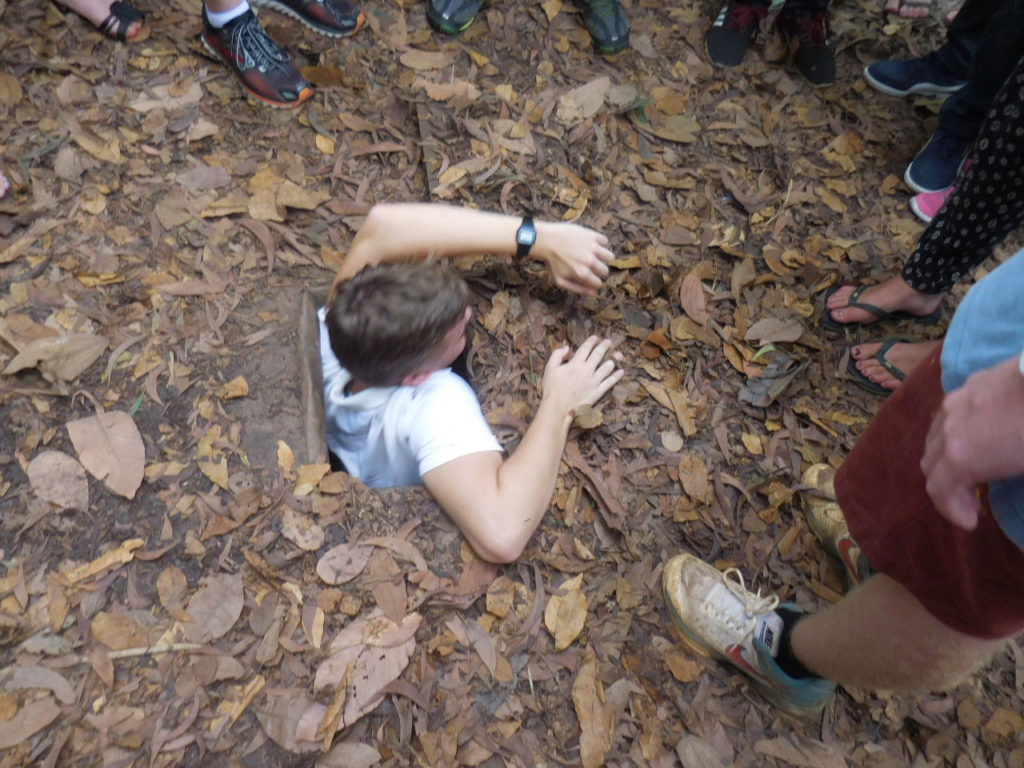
701, 568, 779, 635
727, 3, 766, 30
228, 14, 291, 72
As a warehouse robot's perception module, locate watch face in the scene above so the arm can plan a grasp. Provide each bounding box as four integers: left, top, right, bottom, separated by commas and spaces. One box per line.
517, 221, 536, 246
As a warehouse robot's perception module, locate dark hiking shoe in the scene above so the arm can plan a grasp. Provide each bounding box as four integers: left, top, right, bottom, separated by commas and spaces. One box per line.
776, 8, 836, 87
427, 0, 484, 35
705, 0, 767, 68
577, 0, 630, 54
251, 0, 365, 37
201, 8, 312, 108
905, 127, 971, 193
864, 53, 968, 96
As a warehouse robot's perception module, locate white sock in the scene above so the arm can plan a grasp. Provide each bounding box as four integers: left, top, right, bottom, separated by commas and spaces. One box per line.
205, 0, 250, 28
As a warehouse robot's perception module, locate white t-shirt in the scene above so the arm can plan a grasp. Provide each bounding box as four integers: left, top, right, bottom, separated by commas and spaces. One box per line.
319, 308, 502, 488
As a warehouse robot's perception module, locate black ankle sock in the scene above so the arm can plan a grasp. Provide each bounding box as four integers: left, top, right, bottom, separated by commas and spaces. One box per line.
773, 607, 816, 680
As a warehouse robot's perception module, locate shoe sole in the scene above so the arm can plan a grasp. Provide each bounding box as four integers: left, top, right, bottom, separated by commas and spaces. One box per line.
662, 557, 718, 660
594, 38, 629, 55
250, 0, 366, 37
200, 33, 313, 109
909, 197, 934, 224
863, 66, 965, 97
903, 165, 947, 195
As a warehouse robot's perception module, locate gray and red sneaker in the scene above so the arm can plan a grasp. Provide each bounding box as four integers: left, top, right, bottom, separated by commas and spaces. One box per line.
200, 8, 313, 108
252, 0, 365, 37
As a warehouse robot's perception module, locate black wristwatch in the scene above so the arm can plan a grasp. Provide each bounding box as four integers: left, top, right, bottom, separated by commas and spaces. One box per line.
515, 215, 536, 259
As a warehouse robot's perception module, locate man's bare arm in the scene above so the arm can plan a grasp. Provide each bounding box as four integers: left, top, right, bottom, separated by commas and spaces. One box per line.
329, 204, 615, 300
422, 337, 623, 563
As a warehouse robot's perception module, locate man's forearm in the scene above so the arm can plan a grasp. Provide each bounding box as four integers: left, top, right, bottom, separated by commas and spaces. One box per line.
334, 204, 525, 285
492, 397, 574, 545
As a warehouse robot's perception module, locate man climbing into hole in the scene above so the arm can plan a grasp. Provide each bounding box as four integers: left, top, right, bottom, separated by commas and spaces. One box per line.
319, 203, 624, 564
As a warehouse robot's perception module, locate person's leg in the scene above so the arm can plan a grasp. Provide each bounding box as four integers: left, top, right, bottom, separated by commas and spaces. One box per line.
931, 0, 1003, 77
904, 50, 1024, 292
937, 0, 1024, 141
791, 575, 1004, 691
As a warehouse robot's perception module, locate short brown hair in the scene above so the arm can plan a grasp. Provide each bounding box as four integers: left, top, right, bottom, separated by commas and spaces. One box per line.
325, 263, 470, 386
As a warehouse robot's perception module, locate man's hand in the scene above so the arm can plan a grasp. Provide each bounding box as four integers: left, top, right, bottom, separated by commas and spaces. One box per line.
534, 222, 615, 297
921, 353, 1024, 529
540, 336, 624, 416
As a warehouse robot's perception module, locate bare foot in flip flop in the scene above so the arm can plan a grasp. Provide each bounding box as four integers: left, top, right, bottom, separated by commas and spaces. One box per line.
825, 276, 942, 328
59, 0, 144, 40
850, 339, 941, 393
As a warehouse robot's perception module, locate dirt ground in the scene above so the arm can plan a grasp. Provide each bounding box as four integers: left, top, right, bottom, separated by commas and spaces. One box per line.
1, 0, 1023, 765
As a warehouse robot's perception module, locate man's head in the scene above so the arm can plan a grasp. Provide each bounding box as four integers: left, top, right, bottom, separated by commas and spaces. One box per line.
325, 263, 471, 387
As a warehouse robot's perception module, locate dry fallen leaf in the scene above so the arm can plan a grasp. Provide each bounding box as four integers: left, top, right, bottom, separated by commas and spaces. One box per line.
544, 574, 587, 651
27, 450, 88, 510
678, 453, 708, 503
3, 333, 108, 382
317, 543, 373, 585
156, 565, 191, 621
572, 645, 614, 768
281, 508, 325, 551
3, 665, 76, 705
66, 409, 145, 500
0, 696, 61, 750
91, 611, 149, 650
679, 269, 707, 325
184, 573, 244, 643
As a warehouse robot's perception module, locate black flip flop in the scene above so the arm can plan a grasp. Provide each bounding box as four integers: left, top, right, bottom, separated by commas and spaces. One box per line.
845, 338, 909, 396
822, 284, 942, 334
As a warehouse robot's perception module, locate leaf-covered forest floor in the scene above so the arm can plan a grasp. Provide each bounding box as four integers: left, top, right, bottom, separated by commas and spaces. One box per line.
2, 0, 1023, 765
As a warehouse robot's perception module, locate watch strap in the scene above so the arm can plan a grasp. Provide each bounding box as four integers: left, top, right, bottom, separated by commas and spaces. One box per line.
516, 216, 535, 259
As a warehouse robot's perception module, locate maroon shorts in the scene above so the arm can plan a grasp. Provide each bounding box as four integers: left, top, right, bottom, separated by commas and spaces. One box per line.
834, 348, 1024, 639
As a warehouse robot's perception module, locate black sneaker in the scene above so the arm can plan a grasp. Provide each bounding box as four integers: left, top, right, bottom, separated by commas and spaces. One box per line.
251, 0, 365, 37
577, 0, 630, 54
427, 0, 484, 35
864, 53, 967, 96
776, 8, 836, 87
905, 128, 971, 193
200, 8, 312, 108
706, 0, 767, 68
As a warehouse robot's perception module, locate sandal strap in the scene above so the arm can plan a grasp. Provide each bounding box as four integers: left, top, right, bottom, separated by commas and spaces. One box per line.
844, 285, 897, 322
98, 1, 143, 41
873, 339, 908, 382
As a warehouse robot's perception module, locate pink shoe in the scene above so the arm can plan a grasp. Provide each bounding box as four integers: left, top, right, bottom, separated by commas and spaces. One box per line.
910, 185, 953, 223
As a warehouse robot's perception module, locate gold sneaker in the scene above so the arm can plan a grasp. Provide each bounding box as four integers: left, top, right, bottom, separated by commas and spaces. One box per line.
802, 464, 871, 587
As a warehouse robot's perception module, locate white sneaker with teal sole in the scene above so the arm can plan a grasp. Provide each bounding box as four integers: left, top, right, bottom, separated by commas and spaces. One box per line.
663, 554, 836, 717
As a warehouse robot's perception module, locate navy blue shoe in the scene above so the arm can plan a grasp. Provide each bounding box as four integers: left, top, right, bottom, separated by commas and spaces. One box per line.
864, 54, 967, 97
905, 128, 971, 194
